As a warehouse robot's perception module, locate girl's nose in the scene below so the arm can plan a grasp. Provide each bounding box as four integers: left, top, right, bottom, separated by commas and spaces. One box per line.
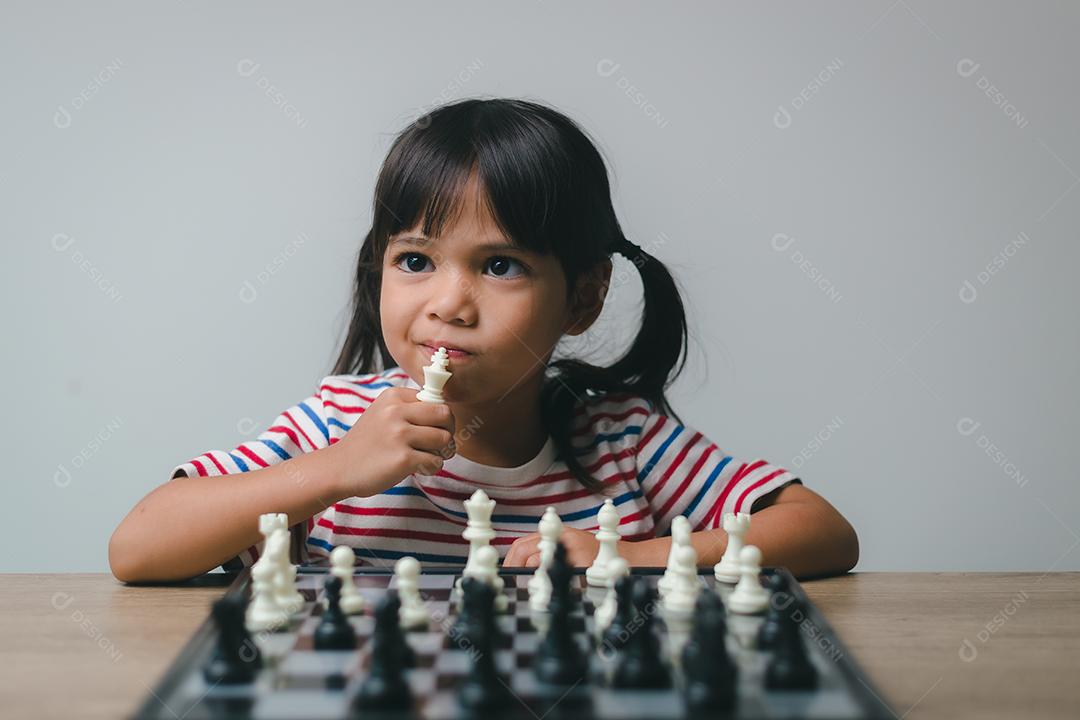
427, 270, 478, 325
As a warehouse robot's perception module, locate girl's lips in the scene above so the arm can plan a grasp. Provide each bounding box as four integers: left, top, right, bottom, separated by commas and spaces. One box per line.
420, 344, 473, 360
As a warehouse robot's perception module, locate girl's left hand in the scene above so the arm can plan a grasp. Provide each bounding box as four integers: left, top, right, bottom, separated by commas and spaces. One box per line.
504, 527, 634, 568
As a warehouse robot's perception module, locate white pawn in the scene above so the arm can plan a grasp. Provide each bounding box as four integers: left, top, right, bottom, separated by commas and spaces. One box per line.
246, 557, 289, 631
662, 545, 702, 616
658, 516, 692, 598
268, 528, 304, 615
416, 346, 452, 403
528, 507, 563, 612
713, 511, 751, 583
394, 556, 431, 630
593, 556, 630, 638
460, 545, 508, 612
727, 545, 769, 614
327, 545, 365, 615
586, 499, 623, 587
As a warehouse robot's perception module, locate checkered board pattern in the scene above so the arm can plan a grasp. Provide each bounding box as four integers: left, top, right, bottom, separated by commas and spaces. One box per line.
135, 568, 893, 719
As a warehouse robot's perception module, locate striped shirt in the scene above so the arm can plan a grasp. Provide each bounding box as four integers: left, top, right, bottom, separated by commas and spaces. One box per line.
171, 367, 799, 569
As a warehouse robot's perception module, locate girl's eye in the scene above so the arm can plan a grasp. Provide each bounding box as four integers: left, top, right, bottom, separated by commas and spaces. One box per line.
392, 252, 527, 279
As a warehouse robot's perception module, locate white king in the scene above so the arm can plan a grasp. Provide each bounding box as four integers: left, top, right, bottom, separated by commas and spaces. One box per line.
416, 346, 452, 403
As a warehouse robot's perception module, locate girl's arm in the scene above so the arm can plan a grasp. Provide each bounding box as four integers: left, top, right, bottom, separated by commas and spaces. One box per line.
631, 482, 860, 578
108, 444, 350, 583
505, 483, 858, 579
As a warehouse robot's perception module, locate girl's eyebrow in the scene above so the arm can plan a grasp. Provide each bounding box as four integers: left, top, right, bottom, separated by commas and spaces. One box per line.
389, 234, 527, 253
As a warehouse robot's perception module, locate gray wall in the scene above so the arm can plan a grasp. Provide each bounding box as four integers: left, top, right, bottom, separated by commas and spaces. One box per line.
3, 1, 1077, 572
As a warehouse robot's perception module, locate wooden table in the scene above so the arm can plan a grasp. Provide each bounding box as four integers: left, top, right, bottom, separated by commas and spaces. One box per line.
1, 573, 1077, 719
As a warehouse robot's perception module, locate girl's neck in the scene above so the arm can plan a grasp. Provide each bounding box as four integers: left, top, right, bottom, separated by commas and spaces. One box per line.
448, 392, 548, 469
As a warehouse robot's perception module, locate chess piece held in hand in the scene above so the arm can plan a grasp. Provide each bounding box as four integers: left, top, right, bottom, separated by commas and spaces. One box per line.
416, 346, 452, 403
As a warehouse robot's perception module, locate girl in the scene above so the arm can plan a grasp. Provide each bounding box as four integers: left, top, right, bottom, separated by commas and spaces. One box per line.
110, 98, 858, 583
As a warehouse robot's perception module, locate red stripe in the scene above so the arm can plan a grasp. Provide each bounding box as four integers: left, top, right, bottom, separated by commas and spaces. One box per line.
283, 410, 318, 451
202, 453, 228, 475
320, 383, 377, 403
237, 445, 269, 468
644, 431, 701, 503
419, 466, 636, 506
636, 415, 667, 456
700, 461, 746, 530
317, 517, 520, 545
267, 425, 303, 453
191, 458, 208, 477
571, 405, 649, 435
324, 398, 368, 414
734, 468, 787, 512
655, 442, 717, 522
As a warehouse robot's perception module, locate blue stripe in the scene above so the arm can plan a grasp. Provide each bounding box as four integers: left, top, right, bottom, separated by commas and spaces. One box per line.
683, 455, 732, 518
637, 425, 684, 484
306, 536, 465, 565
298, 402, 330, 442
327, 417, 352, 433
260, 439, 291, 461
380, 485, 643, 525
575, 425, 643, 452
354, 380, 398, 390
228, 452, 250, 472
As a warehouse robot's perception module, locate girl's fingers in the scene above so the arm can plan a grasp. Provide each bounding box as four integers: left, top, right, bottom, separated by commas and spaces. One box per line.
524, 552, 541, 568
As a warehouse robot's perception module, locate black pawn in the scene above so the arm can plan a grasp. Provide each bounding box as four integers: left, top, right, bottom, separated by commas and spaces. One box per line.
764, 600, 819, 690
314, 575, 357, 651
601, 573, 635, 651
533, 543, 588, 686
757, 573, 788, 649
203, 594, 262, 684
354, 594, 412, 712
611, 577, 670, 689
682, 591, 737, 712
453, 576, 500, 648
457, 576, 511, 711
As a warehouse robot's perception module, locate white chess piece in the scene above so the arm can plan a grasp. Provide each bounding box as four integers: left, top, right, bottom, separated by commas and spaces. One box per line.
528, 507, 563, 612
455, 488, 498, 597
713, 511, 751, 583
394, 556, 431, 629
593, 556, 630, 638
267, 528, 304, 615
661, 545, 701, 616
658, 516, 691, 598
727, 545, 769, 614
586, 499, 623, 587
246, 555, 289, 631
459, 545, 508, 612
415, 346, 452, 403
326, 545, 365, 615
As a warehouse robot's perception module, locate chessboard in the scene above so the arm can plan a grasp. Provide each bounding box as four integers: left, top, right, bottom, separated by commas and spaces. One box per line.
134, 565, 893, 719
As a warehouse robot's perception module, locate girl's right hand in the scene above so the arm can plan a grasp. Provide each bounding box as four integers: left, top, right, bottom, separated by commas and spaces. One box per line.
330, 387, 456, 498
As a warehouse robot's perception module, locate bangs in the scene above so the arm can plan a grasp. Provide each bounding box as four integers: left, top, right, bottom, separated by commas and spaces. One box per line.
370, 100, 595, 260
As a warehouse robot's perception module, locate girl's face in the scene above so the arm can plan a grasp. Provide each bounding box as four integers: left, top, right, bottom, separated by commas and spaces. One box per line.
379, 172, 605, 406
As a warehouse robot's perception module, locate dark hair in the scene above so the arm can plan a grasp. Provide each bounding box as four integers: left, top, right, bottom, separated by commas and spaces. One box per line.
332, 98, 689, 493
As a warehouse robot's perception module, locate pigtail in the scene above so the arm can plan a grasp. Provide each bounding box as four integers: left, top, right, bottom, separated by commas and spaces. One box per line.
541, 238, 689, 494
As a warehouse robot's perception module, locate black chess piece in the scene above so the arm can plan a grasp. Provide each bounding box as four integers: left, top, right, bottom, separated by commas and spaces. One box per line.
203, 593, 262, 684
354, 593, 412, 712
757, 573, 788, 649
611, 577, 670, 689
453, 576, 500, 649
764, 599, 819, 690
383, 590, 416, 669
533, 543, 589, 686
314, 575, 357, 651
457, 573, 511, 711
601, 573, 635, 651
682, 591, 737, 713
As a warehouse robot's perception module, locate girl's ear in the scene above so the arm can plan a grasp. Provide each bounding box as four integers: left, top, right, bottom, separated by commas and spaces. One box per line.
564, 258, 613, 336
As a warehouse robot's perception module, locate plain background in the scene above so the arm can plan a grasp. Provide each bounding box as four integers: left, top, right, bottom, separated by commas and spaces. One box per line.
3, 1, 1077, 573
